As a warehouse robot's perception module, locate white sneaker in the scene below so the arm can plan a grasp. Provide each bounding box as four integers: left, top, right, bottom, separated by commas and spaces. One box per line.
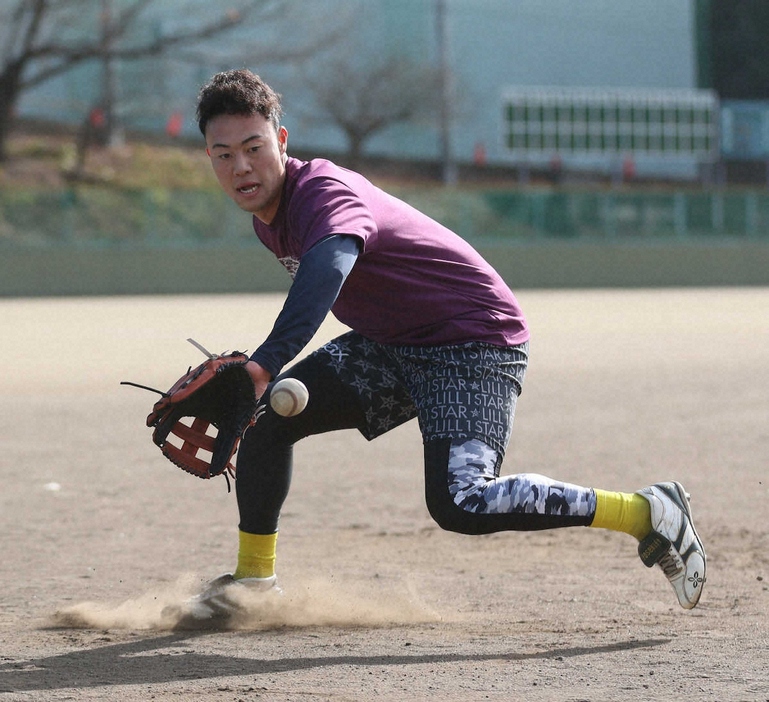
166, 573, 281, 628
636, 482, 706, 609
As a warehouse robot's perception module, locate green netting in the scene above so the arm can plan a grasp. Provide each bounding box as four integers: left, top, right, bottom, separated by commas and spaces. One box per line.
1, 186, 767, 249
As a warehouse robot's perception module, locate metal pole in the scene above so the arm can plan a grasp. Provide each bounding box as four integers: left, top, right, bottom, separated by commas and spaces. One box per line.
435, 0, 457, 185
101, 0, 124, 147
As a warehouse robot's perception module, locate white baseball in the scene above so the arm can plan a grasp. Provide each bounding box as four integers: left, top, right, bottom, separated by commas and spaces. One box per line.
270, 378, 309, 417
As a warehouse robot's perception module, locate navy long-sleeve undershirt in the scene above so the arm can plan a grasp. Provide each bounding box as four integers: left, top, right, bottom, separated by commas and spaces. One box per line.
249, 234, 360, 378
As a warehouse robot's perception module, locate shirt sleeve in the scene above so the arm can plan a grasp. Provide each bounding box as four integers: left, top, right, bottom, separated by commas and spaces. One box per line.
288, 174, 377, 257
250, 234, 360, 378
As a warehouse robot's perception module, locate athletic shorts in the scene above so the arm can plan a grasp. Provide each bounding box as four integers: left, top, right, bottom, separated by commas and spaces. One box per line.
310, 331, 529, 457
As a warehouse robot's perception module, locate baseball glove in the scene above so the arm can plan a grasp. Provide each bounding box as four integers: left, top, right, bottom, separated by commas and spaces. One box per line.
124, 340, 263, 481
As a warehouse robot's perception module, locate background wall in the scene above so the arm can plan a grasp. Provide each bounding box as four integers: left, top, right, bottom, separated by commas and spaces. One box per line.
4, 240, 768, 298
17, 0, 699, 178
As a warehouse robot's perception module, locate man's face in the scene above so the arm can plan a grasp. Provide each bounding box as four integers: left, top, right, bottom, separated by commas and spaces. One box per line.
205, 113, 288, 224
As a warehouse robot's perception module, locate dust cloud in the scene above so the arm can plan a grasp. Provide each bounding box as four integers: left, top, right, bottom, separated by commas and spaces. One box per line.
50, 575, 442, 631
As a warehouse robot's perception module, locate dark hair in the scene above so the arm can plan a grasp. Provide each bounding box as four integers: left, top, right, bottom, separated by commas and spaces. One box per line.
196, 69, 283, 135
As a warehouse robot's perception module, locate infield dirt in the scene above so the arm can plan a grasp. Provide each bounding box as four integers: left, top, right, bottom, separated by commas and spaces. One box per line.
1, 289, 767, 701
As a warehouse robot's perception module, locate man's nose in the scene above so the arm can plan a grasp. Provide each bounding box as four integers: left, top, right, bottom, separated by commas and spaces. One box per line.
233, 152, 252, 175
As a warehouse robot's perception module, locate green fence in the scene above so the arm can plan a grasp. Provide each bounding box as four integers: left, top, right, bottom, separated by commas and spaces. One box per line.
1, 186, 768, 248
388, 187, 769, 242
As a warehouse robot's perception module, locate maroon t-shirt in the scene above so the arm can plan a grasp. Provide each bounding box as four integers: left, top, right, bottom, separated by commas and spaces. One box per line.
253, 157, 529, 347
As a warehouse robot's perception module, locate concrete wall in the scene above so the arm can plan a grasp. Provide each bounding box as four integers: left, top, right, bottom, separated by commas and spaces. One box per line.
2, 241, 768, 298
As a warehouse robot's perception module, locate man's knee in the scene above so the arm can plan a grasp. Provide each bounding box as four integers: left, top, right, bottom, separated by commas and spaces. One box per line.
423, 438, 486, 535
425, 487, 484, 535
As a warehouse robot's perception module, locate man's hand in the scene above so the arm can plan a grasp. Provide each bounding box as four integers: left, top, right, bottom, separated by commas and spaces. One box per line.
245, 360, 272, 401
139, 350, 259, 479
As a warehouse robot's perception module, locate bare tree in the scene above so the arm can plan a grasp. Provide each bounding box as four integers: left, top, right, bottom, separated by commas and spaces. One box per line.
0, 0, 309, 162
303, 52, 442, 167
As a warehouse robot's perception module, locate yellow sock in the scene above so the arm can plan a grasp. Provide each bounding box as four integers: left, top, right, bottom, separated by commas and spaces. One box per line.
591, 490, 651, 541
233, 530, 278, 580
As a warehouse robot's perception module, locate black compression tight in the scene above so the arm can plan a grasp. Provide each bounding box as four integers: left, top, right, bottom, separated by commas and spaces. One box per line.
235, 354, 366, 534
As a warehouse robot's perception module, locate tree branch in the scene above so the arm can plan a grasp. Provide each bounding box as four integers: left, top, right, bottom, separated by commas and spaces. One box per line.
16, 0, 281, 89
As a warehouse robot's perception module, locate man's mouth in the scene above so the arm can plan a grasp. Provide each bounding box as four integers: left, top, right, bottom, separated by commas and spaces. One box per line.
237, 184, 259, 194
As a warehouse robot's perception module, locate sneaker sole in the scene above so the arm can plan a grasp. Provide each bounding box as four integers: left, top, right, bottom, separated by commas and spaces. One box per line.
670, 481, 707, 609
639, 481, 706, 609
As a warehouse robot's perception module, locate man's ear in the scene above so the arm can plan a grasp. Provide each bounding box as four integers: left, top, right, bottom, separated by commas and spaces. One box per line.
205, 147, 211, 157
278, 126, 288, 153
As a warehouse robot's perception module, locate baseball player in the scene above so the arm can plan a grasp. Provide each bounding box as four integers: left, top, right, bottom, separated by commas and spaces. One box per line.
180, 70, 705, 622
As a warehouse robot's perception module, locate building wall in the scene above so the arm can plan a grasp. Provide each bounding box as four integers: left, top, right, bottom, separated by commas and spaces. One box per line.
18, 0, 697, 175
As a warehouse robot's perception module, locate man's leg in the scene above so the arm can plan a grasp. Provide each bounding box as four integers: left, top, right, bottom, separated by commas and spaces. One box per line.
234, 330, 418, 585
424, 438, 600, 534
424, 437, 705, 608
234, 354, 368, 580
176, 334, 411, 623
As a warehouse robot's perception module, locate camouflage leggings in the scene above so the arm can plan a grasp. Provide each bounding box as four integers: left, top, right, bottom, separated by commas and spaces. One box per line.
448, 438, 595, 521
423, 437, 597, 534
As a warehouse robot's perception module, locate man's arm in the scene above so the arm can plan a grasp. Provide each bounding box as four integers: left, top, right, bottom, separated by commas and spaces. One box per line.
246, 234, 360, 396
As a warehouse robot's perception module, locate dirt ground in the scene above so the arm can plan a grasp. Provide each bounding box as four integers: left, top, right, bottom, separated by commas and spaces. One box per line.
1, 288, 767, 702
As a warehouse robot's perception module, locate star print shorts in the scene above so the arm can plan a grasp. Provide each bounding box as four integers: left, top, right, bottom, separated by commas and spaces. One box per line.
311, 331, 529, 457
